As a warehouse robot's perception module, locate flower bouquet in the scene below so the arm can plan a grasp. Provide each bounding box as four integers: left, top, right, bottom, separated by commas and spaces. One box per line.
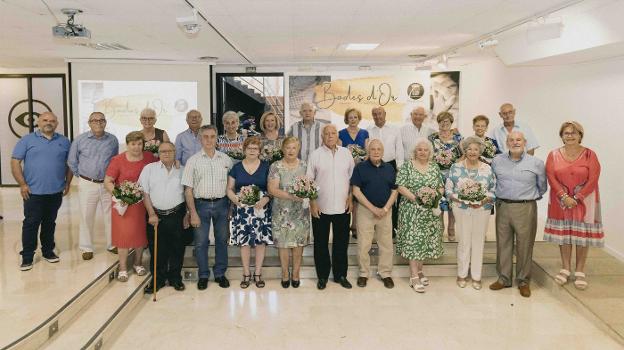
415, 186, 442, 216
144, 139, 160, 157
434, 149, 456, 170
288, 176, 319, 209
238, 185, 266, 217
111, 181, 143, 216
226, 148, 245, 160
482, 139, 497, 160
457, 178, 486, 205
260, 144, 284, 163
348, 144, 367, 162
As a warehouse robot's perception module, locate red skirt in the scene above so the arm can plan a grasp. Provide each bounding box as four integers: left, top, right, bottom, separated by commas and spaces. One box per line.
111, 202, 147, 248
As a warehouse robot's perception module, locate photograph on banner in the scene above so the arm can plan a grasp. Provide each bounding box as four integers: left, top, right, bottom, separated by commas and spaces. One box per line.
287, 71, 433, 130
430, 71, 460, 120
78, 80, 198, 147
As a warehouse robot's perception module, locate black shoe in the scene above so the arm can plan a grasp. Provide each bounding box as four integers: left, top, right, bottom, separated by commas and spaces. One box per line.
43, 252, 60, 263
334, 277, 352, 289
281, 279, 290, 288
170, 280, 186, 291
215, 276, 230, 288
20, 258, 34, 271
382, 277, 395, 289
144, 281, 165, 294
197, 278, 208, 290
357, 277, 368, 287
317, 278, 327, 290
291, 280, 300, 288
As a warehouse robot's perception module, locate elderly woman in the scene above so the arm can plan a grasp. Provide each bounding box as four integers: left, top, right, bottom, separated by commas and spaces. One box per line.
544, 121, 604, 290
226, 136, 273, 289
268, 136, 310, 288
429, 111, 463, 241
139, 108, 170, 156
472, 115, 501, 164
396, 137, 444, 293
259, 111, 284, 162
218, 110, 245, 159
445, 136, 496, 290
104, 131, 158, 282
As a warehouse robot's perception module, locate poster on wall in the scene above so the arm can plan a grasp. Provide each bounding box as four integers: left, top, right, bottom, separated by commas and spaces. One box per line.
286, 71, 435, 130
430, 71, 460, 120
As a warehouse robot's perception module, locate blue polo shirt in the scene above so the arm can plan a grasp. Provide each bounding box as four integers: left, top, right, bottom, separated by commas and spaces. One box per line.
12, 130, 71, 195
350, 159, 397, 208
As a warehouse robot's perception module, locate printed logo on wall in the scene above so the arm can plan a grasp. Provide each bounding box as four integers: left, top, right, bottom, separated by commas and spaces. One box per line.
407, 83, 425, 100
8, 99, 53, 138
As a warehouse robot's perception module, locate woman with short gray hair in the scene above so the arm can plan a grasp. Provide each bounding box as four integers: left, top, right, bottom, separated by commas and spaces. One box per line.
218, 111, 245, 161
445, 136, 496, 290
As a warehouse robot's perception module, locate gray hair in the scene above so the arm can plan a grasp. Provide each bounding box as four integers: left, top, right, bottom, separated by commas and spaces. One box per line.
506, 131, 526, 142
158, 141, 176, 150
411, 137, 434, 161
299, 102, 316, 112
140, 108, 156, 119
460, 136, 485, 153
222, 111, 239, 124
199, 124, 218, 134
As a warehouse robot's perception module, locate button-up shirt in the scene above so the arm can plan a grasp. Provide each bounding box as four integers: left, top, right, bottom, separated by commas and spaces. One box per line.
181, 149, 233, 198
12, 130, 71, 195
490, 120, 539, 153
139, 161, 185, 211
306, 145, 354, 214
367, 124, 404, 167
350, 159, 397, 208
400, 124, 435, 161
67, 131, 119, 180
287, 120, 323, 162
491, 152, 547, 201
174, 128, 202, 166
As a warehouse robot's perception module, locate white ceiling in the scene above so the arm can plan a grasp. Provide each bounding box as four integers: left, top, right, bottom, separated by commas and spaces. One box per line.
0, 0, 617, 68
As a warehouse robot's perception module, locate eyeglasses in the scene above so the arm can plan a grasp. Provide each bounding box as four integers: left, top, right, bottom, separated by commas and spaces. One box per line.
89, 119, 107, 124
140, 117, 156, 121
159, 150, 175, 153
500, 111, 514, 116
563, 132, 579, 136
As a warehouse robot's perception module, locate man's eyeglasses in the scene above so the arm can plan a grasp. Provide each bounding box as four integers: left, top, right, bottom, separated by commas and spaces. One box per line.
141, 117, 156, 121
89, 119, 107, 124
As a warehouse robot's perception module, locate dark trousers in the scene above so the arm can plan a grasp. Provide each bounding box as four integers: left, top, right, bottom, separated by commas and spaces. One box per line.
21, 192, 63, 259
146, 207, 186, 283
312, 212, 350, 280
388, 160, 399, 236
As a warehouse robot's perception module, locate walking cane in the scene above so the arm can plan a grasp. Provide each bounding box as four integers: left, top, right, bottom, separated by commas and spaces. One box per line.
153, 224, 158, 302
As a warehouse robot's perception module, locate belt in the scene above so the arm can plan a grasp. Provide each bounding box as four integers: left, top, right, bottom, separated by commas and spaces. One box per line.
498, 198, 536, 204
154, 203, 186, 216
196, 197, 225, 202
80, 175, 104, 183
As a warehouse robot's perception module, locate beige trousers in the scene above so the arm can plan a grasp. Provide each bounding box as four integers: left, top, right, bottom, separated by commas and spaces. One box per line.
454, 206, 490, 281
356, 204, 394, 278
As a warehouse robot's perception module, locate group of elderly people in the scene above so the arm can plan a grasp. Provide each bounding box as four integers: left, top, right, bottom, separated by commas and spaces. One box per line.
12, 101, 603, 298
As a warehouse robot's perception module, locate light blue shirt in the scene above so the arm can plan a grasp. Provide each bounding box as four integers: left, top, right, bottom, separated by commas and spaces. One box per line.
67, 131, 119, 180
491, 152, 547, 201
12, 130, 71, 195
490, 120, 539, 153
175, 128, 202, 166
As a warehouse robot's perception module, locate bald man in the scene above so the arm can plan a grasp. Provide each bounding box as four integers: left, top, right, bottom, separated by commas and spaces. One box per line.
491, 103, 539, 155
287, 102, 324, 161
11, 112, 72, 271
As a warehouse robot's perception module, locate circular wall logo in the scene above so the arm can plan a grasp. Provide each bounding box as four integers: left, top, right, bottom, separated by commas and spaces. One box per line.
8, 99, 53, 138
407, 83, 424, 100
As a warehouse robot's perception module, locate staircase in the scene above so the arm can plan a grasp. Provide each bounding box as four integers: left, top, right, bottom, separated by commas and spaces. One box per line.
227, 76, 285, 121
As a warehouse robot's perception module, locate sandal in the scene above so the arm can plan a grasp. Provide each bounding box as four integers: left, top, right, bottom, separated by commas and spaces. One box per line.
574, 272, 588, 290
418, 272, 430, 286
409, 276, 425, 293
240, 274, 251, 289
254, 274, 265, 288
133, 265, 147, 276
117, 270, 129, 282
472, 280, 482, 290
456, 277, 467, 288
554, 269, 571, 286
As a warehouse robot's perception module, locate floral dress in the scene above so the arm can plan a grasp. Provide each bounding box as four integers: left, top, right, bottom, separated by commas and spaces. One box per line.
429, 131, 463, 211
229, 161, 273, 247
260, 135, 284, 164
396, 161, 444, 260
269, 160, 310, 248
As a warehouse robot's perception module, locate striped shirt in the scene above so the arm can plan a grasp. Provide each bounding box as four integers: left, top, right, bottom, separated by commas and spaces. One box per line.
400, 124, 435, 161
217, 134, 244, 154
181, 149, 233, 198
287, 120, 323, 162
67, 131, 119, 180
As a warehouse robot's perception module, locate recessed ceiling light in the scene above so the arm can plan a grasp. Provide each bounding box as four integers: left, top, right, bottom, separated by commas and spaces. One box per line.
344, 43, 379, 51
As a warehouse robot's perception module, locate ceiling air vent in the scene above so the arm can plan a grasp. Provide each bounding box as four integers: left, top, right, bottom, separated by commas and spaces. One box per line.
76, 42, 132, 50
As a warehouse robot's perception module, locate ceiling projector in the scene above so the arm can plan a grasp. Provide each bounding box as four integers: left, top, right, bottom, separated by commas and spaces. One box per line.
52, 8, 91, 39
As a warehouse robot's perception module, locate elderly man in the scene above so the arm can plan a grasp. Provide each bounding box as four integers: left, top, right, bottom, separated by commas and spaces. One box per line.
140, 142, 187, 293
175, 109, 203, 166
491, 103, 539, 155
287, 102, 324, 161
182, 125, 233, 290
308, 124, 355, 290
11, 112, 72, 271
400, 107, 435, 162
490, 131, 547, 297
68, 112, 119, 260
351, 139, 398, 288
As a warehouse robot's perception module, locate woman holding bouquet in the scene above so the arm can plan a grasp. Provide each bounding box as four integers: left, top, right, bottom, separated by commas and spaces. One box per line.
218, 111, 245, 161
226, 136, 273, 288
268, 136, 311, 288
445, 136, 496, 290
139, 108, 170, 156
429, 111, 463, 241
259, 111, 284, 163
544, 121, 604, 290
396, 138, 444, 293
471, 115, 501, 164
104, 131, 158, 282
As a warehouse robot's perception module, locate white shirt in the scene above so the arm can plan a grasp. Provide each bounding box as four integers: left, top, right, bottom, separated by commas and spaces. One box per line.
367, 123, 404, 167
306, 145, 355, 215
181, 149, 233, 199
490, 120, 540, 153
139, 162, 185, 211
400, 123, 435, 161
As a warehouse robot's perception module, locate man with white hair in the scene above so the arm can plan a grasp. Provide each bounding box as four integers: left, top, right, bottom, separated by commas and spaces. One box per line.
287, 102, 323, 161
307, 124, 355, 290
400, 107, 435, 162
491, 103, 539, 155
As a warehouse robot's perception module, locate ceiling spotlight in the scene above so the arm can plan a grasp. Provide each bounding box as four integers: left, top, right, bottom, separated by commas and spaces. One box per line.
177, 9, 201, 36
478, 38, 499, 49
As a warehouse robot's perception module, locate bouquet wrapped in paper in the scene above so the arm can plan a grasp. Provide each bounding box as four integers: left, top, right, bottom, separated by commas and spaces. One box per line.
144, 139, 161, 157
226, 148, 245, 160
260, 143, 284, 163
457, 178, 486, 205
434, 149, 457, 170
288, 176, 319, 209
348, 144, 367, 162
112, 181, 144, 216
415, 186, 442, 216
482, 139, 497, 160
237, 185, 266, 218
